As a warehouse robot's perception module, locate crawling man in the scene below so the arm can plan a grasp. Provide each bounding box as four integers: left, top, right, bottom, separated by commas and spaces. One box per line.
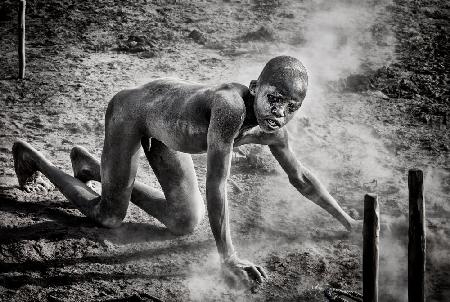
13, 56, 360, 284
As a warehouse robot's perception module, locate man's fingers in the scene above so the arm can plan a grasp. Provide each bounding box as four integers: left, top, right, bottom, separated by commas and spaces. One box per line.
37, 178, 54, 191
245, 266, 263, 283
223, 266, 250, 288
223, 269, 238, 287
256, 266, 268, 279
238, 270, 250, 287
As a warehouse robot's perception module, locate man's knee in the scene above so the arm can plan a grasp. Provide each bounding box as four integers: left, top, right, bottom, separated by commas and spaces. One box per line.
169, 216, 200, 235
70, 146, 82, 161
168, 200, 205, 235
94, 199, 128, 229
98, 216, 123, 229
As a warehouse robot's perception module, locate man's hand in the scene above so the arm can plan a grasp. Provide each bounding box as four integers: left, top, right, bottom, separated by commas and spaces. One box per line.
222, 253, 268, 286
348, 218, 363, 234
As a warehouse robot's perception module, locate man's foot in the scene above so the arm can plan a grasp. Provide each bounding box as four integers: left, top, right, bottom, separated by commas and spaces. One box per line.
12, 140, 54, 194
70, 146, 100, 183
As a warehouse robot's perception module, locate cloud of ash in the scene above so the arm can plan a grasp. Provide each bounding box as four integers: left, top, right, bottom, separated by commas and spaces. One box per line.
184, 252, 249, 302
379, 215, 408, 301
229, 0, 397, 187
217, 0, 427, 300
185, 0, 448, 300
183, 1, 396, 299
230, 0, 398, 222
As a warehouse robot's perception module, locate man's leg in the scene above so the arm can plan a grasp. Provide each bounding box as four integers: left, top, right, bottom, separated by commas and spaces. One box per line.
70, 144, 168, 226
71, 138, 205, 235
13, 140, 101, 220
13, 117, 141, 228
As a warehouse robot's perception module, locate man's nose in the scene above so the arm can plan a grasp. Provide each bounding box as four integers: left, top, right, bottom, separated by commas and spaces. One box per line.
271, 106, 285, 118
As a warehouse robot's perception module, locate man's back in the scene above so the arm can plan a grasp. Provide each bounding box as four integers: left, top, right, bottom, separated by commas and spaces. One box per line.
110, 78, 250, 153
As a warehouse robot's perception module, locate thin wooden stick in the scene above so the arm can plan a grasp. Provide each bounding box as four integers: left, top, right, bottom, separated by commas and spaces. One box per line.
408, 169, 426, 302
363, 193, 379, 302
18, 0, 26, 79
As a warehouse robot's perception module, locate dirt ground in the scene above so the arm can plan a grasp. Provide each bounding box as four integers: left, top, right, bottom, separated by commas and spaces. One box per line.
0, 0, 448, 301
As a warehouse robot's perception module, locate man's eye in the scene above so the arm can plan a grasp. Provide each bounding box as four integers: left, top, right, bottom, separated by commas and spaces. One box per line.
267, 94, 279, 103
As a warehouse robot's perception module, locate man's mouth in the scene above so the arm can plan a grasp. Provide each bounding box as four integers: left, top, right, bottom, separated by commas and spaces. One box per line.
265, 118, 281, 130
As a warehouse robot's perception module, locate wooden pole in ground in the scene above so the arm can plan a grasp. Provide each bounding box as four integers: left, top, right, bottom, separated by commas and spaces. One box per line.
363, 193, 379, 302
18, 0, 26, 79
408, 169, 426, 302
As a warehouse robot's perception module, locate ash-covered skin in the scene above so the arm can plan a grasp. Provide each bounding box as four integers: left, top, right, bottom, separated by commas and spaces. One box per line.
12, 56, 360, 287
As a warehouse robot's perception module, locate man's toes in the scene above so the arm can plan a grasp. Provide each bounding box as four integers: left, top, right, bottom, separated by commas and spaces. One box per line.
42, 181, 54, 191
45, 182, 54, 190
21, 178, 53, 194
35, 176, 54, 192
86, 180, 95, 189
24, 184, 36, 193
37, 184, 48, 194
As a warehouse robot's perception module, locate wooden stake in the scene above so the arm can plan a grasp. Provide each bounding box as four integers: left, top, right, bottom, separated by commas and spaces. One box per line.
408, 169, 426, 302
363, 194, 379, 302
18, 0, 26, 79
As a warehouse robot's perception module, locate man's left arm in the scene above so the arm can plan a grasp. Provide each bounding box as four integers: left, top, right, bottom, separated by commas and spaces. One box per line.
269, 135, 358, 231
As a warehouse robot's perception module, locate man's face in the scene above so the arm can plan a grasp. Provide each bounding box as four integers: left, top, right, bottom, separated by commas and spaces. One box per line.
253, 79, 307, 132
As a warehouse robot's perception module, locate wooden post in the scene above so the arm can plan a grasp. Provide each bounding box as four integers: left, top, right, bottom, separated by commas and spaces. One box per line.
363, 194, 379, 302
18, 0, 26, 79
408, 169, 426, 302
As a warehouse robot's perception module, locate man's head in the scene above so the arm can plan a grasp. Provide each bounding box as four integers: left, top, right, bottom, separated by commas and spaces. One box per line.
249, 56, 308, 132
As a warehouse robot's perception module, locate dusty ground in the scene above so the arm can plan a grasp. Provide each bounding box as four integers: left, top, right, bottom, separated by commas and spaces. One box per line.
0, 0, 448, 301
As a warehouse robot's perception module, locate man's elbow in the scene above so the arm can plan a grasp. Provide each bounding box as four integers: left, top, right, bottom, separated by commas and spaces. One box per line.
288, 172, 306, 189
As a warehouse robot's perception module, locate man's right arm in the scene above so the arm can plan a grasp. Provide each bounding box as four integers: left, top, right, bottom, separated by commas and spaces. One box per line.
206, 140, 235, 260
206, 97, 267, 283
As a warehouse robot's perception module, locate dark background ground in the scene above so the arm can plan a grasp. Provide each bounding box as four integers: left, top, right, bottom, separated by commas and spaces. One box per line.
0, 0, 448, 301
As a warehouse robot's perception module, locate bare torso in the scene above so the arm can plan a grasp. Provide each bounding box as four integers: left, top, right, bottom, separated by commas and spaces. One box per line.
110, 78, 282, 154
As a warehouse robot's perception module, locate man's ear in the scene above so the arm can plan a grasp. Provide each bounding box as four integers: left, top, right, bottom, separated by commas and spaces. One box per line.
249, 80, 258, 96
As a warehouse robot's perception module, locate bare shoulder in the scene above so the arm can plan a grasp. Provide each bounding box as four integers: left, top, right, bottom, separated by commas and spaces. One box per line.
208, 83, 249, 141
211, 83, 247, 111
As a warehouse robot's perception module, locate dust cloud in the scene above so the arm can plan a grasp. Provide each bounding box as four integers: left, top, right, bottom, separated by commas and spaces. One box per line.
284, 0, 396, 186
185, 0, 447, 301
185, 252, 249, 302
230, 0, 397, 187
275, 2, 410, 301
185, 0, 398, 299
249, 0, 398, 229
